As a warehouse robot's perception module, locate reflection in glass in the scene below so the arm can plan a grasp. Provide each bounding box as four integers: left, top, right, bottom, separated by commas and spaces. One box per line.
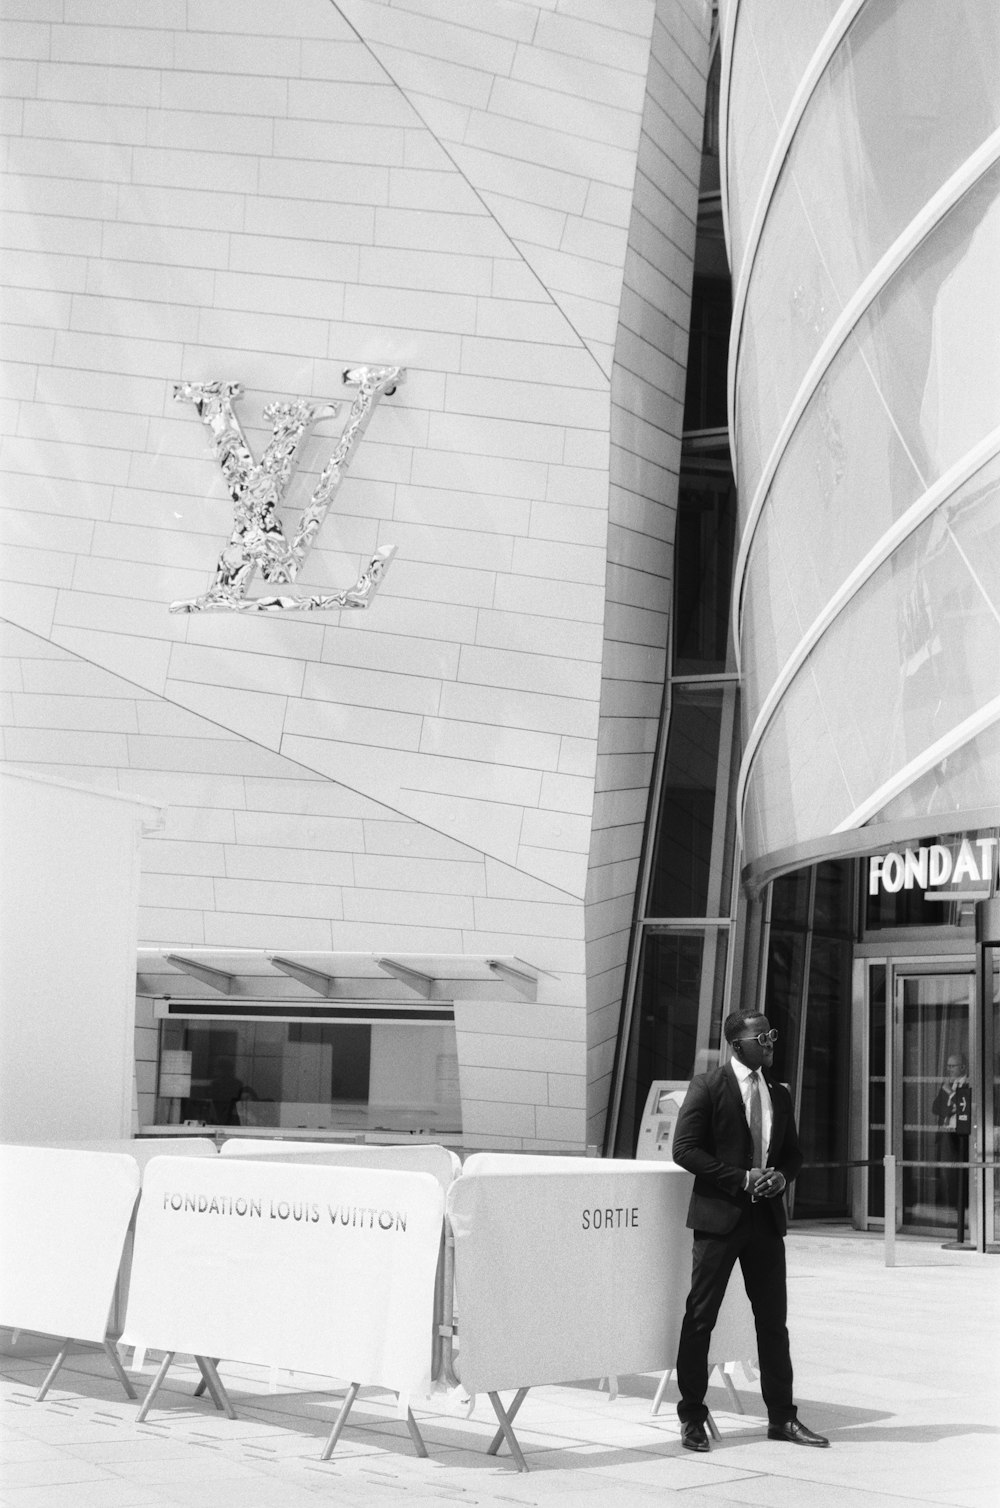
612, 929, 728, 1156
900, 975, 972, 1233
154, 1018, 462, 1135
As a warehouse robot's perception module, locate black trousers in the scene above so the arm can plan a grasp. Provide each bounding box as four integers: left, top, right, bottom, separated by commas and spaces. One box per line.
676, 1202, 795, 1425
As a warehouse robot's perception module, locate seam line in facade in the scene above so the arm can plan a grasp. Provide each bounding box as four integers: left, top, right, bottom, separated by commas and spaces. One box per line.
735, 424, 1000, 850
724, 0, 865, 484
832, 694, 1000, 834
731, 128, 1000, 651
717, 0, 737, 256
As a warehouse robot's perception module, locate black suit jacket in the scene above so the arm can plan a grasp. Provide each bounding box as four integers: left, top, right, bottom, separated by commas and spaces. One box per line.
672, 1064, 803, 1236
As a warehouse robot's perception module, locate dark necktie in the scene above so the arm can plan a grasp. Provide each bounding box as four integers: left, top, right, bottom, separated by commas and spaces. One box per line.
749, 1071, 764, 1167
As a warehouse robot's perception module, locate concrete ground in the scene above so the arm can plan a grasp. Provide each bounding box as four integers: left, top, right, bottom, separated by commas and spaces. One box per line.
2, 1227, 997, 1508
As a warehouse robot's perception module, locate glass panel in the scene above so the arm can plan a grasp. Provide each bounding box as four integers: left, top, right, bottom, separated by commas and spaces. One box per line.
899, 974, 972, 1233
761, 929, 805, 1090
871, 718, 1000, 827
673, 467, 736, 674
812, 859, 854, 935
793, 934, 852, 1217
770, 868, 811, 929
648, 686, 738, 917
726, 0, 844, 277
683, 278, 732, 433
868, 964, 887, 1220
991, 961, 1000, 1248
746, 457, 1000, 859
736, 0, 1000, 503
154, 1018, 462, 1136
741, 168, 1000, 734
612, 928, 728, 1156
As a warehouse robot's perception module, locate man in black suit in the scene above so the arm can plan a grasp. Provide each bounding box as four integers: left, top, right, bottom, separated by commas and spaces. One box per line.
671, 1009, 829, 1452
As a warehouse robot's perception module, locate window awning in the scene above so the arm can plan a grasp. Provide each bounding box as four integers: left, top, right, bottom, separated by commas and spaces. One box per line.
136, 949, 543, 1011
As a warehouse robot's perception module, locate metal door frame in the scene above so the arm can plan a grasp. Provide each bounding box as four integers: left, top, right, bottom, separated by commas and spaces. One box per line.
890, 959, 976, 1240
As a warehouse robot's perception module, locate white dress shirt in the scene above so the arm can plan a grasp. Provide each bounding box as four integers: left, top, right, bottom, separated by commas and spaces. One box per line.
732, 1053, 773, 1165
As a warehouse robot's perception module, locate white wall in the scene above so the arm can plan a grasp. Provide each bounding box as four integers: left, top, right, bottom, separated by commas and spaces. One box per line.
1, 0, 710, 1148
0, 769, 160, 1141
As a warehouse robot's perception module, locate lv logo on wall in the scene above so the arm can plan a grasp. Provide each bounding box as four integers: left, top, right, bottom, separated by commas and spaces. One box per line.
170, 364, 405, 614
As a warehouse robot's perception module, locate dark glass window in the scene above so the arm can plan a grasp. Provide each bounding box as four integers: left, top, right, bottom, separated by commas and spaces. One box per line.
793, 936, 852, 1218
153, 1018, 460, 1135
867, 965, 887, 1219
683, 278, 731, 431
762, 931, 806, 1087
673, 469, 736, 674
761, 860, 855, 1219
770, 868, 811, 929
647, 686, 737, 918
612, 929, 728, 1155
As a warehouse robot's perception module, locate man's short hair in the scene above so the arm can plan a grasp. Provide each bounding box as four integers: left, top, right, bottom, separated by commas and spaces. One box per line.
723, 1009, 764, 1044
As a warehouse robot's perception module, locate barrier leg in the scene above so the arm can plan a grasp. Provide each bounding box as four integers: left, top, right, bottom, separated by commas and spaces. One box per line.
137, 1352, 175, 1422
103, 1340, 137, 1400
36, 1339, 71, 1401
487, 1386, 529, 1455
192, 1356, 220, 1401
403, 1406, 428, 1459
196, 1357, 237, 1420
320, 1381, 360, 1461
706, 1410, 721, 1441
487, 1390, 529, 1473
719, 1365, 744, 1414
650, 1368, 671, 1416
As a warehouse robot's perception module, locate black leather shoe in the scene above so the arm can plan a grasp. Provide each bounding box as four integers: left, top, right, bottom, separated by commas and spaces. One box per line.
681, 1421, 710, 1452
767, 1419, 829, 1447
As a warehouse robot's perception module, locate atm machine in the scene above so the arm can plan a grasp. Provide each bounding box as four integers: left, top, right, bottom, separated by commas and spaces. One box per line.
635, 1080, 689, 1161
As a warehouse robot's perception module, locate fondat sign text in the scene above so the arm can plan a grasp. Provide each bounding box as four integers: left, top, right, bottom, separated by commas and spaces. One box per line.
868, 837, 998, 897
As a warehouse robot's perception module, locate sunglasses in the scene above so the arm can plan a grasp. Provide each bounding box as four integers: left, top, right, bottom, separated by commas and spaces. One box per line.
737, 1029, 779, 1046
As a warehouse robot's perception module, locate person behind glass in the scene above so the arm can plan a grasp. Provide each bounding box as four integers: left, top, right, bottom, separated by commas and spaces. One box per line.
932, 1053, 970, 1207
932, 1053, 970, 1131
671, 1010, 829, 1452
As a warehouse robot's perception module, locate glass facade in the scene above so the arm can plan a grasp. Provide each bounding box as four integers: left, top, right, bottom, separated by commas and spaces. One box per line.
733, 0, 1000, 505
610, 8, 999, 1252
728, 1, 1000, 877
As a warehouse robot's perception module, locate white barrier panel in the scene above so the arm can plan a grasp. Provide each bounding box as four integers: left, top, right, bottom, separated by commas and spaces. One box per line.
0, 1145, 140, 1342
448, 1158, 755, 1395
219, 1139, 460, 1194
121, 1157, 444, 1395
25, 1138, 217, 1173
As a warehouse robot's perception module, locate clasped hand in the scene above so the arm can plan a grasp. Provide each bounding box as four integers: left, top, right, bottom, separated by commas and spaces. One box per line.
749, 1166, 785, 1200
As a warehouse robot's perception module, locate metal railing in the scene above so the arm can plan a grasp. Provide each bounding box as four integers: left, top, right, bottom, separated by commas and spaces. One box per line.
802, 1157, 999, 1263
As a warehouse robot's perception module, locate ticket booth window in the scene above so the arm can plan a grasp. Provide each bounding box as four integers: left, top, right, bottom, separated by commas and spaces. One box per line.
153, 1017, 462, 1136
